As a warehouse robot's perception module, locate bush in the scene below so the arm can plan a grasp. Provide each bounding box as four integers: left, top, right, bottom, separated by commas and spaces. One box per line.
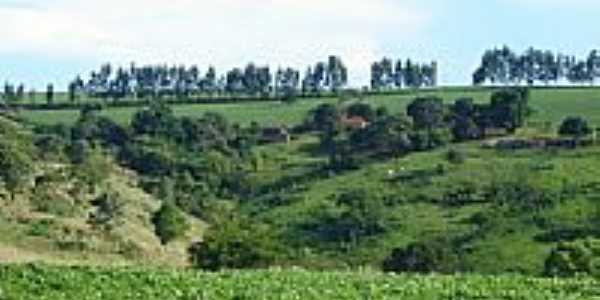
152, 202, 190, 245
559, 116, 591, 139
544, 239, 600, 277
382, 238, 462, 274
300, 189, 389, 246
485, 177, 559, 213
27, 219, 54, 237
188, 212, 277, 271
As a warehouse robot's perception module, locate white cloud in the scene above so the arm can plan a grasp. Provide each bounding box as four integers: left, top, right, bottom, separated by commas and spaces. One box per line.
0, 0, 429, 86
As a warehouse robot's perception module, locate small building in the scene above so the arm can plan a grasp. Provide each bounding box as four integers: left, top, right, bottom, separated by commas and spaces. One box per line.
340, 116, 369, 130
260, 126, 291, 144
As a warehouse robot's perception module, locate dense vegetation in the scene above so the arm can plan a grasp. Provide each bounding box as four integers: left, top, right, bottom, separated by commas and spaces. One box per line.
2, 55, 438, 108
2, 78, 600, 299
473, 46, 600, 85
1, 264, 599, 300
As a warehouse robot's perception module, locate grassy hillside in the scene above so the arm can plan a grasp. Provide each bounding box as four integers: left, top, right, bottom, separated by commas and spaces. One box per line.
1, 264, 599, 300
0, 119, 204, 266
246, 132, 600, 272
18, 87, 600, 127
2, 86, 600, 276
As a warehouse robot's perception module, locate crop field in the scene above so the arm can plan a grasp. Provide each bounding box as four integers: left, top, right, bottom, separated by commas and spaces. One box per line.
1, 264, 599, 300
18, 87, 600, 128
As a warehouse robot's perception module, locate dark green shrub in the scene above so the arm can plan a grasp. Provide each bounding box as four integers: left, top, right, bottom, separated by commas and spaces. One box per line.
382, 238, 462, 274
544, 239, 600, 277
27, 219, 54, 237
152, 202, 190, 245
559, 116, 591, 138
188, 213, 277, 271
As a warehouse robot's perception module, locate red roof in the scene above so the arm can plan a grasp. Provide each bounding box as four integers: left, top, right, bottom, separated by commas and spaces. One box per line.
341, 116, 369, 128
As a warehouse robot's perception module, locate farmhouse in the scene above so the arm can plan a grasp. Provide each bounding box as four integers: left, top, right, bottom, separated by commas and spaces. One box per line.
340, 116, 369, 130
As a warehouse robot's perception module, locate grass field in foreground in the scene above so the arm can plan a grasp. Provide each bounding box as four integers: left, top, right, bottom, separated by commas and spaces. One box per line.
19, 88, 600, 127
1, 264, 599, 300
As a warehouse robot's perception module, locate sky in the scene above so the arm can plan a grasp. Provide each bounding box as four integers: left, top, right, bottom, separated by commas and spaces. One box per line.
0, 0, 599, 90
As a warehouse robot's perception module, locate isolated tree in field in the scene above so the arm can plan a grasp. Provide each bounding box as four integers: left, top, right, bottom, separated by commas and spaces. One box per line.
559, 116, 591, 146
152, 202, 190, 245
46, 83, 54, 105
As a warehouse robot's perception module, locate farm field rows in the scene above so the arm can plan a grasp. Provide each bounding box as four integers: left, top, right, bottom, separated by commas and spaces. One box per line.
1, 264, 599, 300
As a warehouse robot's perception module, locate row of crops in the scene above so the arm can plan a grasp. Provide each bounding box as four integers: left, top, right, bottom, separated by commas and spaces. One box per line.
1, 264, 600, 299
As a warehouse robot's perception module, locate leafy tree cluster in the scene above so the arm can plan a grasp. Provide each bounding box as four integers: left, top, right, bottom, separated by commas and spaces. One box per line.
301, 189, 389, 246
71, 57, 349, 101
152, 202, 190, 245
473, 46, 600, 85
301, 55, 348, 94
545, 239, 600, 277
308, 88, 529, 171
371, 58, 437, 90
188, 207, 277, 270
2, 82, 26, 104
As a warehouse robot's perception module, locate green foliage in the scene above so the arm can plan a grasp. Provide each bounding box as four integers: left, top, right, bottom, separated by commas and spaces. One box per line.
559, 116, 592, 138
485, 175, 559, 213
189, 210, 277, 271
407, 96, 445, 130
307, 103, 340, 132
382, 238, 462, 274
0, 118, 35, 197
301, 189, 388, 246
72, 145, 113, 192
2, 265, 600, 300
27, 219, 55, 237
131, 101, 176, 136
489, 89, 529, 132
152, 202, 190, 245
349, 114, 413, 155
545, 239, 600, 277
